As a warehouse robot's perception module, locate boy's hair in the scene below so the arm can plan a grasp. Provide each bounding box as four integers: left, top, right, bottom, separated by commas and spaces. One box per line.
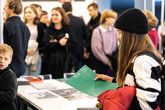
100, 10, 117, 24
40, 10, 48, 18
0, 44, 13, 57
30, 4, 42, 9
7, 0, 23, 15
62, 2, 72, 13
87, 3, 98, 10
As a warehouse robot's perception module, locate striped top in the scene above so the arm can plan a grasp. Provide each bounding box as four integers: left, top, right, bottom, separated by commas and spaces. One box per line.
124, 54, 161, 110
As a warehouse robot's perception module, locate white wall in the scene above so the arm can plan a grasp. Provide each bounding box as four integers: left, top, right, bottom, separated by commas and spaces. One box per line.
22, 0, 94, 24
0, 0, 5, 44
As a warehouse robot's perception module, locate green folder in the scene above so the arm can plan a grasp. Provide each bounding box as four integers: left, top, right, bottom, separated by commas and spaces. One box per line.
66, 65, 118, 97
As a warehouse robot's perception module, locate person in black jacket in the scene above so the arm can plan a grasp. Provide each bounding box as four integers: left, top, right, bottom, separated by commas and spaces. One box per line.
84, 3, 101, 71
0, 44, 18, 110
3, 0, 30, 78
62, 2, 87, 71
42, 7, 77, 78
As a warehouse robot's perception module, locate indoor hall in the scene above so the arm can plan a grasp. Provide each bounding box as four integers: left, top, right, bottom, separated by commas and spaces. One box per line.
0, 0, 165, 110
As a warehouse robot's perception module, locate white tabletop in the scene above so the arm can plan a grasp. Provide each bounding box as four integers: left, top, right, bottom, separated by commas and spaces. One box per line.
18, 79, 98, 110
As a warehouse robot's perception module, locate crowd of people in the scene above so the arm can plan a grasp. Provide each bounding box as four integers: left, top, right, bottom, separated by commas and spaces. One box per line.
3, 0, 164, 79
2, 1, 122, 79
1, 0, 165, 109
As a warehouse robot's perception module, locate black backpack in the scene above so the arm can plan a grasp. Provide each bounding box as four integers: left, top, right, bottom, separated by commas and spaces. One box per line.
137, 51, 165, 110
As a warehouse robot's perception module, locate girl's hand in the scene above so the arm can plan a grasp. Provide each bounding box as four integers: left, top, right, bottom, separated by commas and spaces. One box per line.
50, 39, 57, 43
27, 49, 34, 56
94, 74, 113, 82
59, 37, 67, 46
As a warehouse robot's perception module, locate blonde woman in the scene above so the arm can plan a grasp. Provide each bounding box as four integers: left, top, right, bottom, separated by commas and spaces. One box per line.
91, 10, 118, 75
143, 10, 159, 49
95, 8, 162, 109
158, 20, 165, 55
23, 5, 44, 76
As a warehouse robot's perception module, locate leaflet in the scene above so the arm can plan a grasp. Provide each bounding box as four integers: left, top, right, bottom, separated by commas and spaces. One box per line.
66, 65, 118, 97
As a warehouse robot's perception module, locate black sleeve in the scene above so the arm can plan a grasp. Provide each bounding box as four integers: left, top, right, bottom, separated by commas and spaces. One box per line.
37, 24, 45, 54
82, 20, 87, 47
112, 77, 116, 83
66, 26, 77, 55
43, 27, 62, 52
3, 24, 12, 44
0, 72, 18, 103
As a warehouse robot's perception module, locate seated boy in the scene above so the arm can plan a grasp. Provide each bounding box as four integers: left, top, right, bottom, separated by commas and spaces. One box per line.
0, 44, 18, 110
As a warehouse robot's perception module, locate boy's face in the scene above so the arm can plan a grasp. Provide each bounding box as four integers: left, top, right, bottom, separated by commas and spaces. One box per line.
106, 17, 116, 27
0, 53, 12, 70
40, 14, 49, 24
88, 6, 98, 19
3, 2, 13, 18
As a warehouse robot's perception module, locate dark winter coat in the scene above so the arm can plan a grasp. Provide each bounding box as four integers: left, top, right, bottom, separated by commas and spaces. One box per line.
67, 14, 87, 60
0, 67, 18, 110
36, 24, 45, 54
42, 25, 77, 78
3, 16, 30, 77
86, 12, 101, 52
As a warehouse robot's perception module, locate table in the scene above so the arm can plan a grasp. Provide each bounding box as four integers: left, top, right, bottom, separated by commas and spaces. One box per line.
17, 79, 98, 110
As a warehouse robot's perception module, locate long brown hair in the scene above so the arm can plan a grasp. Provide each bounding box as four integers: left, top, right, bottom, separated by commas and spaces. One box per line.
116, 31, 162, 87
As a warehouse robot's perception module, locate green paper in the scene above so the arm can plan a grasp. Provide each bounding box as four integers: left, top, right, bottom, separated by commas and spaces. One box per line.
66, 65, 118, 97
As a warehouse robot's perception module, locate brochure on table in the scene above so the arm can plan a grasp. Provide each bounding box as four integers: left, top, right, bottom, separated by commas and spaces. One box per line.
66, 65, 118, 97
24, 90, 57, 99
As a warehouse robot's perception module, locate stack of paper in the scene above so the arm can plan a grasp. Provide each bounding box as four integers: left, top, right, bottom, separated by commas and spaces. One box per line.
30, 82, 57, 90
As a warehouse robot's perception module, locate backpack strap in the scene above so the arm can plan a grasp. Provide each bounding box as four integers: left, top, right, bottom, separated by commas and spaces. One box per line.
137, 51, 163, 65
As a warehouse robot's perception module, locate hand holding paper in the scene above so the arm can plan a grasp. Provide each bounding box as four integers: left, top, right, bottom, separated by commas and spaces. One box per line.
66, 65, 118, 97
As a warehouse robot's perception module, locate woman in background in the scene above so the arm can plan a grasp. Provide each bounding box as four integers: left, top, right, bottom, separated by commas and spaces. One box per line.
158, 20, 165, 56
23, 5, 44, 76
143, 10, 159, 49
42, 7, 77, 78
